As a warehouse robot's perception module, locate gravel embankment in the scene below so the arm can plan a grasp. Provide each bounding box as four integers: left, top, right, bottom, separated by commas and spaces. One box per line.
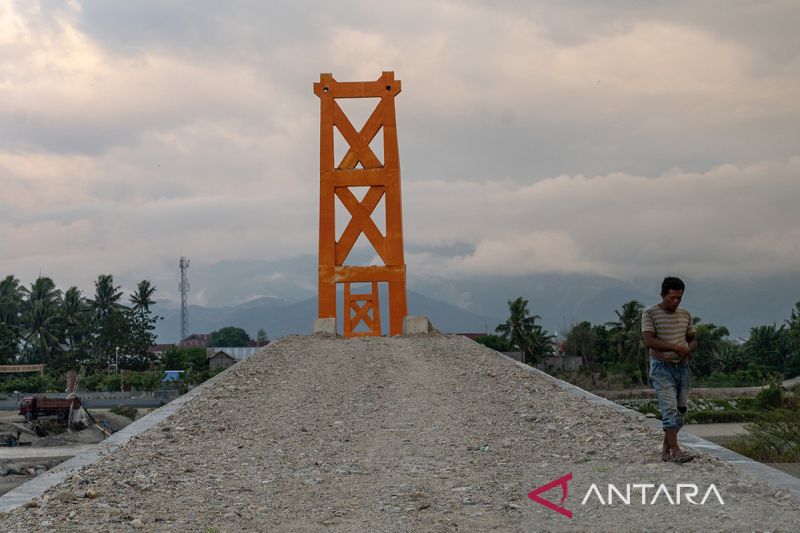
1, 334, 798, 532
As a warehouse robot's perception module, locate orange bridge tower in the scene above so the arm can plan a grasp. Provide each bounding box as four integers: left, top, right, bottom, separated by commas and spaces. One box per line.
314, 71, 408, 337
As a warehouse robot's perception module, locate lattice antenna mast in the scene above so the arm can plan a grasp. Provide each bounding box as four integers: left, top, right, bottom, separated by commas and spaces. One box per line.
179, 257, 190, 341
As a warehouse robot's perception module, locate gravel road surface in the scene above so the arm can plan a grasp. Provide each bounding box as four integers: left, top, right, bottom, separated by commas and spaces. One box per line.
0, 334, 797, 532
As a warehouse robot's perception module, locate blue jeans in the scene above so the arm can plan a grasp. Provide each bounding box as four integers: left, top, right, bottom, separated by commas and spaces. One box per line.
650, 359, 690, 431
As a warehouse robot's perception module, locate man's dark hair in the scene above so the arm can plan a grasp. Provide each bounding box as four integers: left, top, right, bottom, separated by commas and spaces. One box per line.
661, 276, 685, 296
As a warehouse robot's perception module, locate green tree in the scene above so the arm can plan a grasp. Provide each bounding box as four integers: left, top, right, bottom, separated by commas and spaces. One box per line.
743, 324, 792, 376
129, 280, 156, 318
208, 326, 251, 347
689, 318, 731, 377
126, 280, 160, 370
717, 341, 746, 373
20, 276, 63, 365
787, 301, 800, 339
564, 321, 598, 367
785, 301, 800, 376
89, 274, 128, 370
91, 274, 124, 323
256, 328, 269, 345
608, 300, 647, 384
591, 323, 615, 365
161, 346, 208, 373
496, 297, 553, 365
0, 275, 25, 363
475, 333, 512, 352
60, 286, 90, 369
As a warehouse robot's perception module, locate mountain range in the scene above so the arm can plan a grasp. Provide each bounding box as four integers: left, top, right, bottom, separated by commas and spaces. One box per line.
149, 256, 799, 343
152, 290, 497, 343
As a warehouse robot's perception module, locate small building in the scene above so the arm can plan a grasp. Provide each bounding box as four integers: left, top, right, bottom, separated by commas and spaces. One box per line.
147, 344, 175, 358
206, 347, 261, 362
162, 370, 186, 383
179, 334, 211, 348
207, 350, 237, 370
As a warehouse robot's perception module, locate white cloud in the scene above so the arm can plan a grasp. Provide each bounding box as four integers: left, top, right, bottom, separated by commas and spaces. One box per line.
405, 158, 800, 280
1, 0, 799, 303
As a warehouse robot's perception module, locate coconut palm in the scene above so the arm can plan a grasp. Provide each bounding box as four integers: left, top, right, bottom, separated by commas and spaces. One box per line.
62, 286, 89, 358
88, 274, 128, 368
129, 280, 156, 318
128, 280, 159, 368
22, 299, 61, 364
91, 274, 124, 322
0, 275, 25, 361
743, 324, 792, 375
690, 318, 731, 377
607, 300, 647, 384
496, 297, 553, 365
0, 275, 25, 323
20, 276, 63, 364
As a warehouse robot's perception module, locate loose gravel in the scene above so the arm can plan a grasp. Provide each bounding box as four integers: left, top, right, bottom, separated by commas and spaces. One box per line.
1, 334, 798, 532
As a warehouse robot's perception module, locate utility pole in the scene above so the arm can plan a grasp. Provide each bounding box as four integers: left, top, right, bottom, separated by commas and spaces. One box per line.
179, 257, 190, 342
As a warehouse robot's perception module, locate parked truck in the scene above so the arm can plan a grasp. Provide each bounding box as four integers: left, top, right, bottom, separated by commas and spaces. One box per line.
18, 395, 81, 421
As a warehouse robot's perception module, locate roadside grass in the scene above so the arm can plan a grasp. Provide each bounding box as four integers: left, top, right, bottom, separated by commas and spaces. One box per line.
109, 405, 138, 420
728, 409, 800, 463
629, 384, 800, 463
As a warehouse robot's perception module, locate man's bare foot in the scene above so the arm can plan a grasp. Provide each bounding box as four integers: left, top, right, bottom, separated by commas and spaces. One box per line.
670, 451, 695, 463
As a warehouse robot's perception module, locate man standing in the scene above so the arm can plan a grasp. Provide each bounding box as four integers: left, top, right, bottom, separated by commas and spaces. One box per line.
642, 276, 698, 463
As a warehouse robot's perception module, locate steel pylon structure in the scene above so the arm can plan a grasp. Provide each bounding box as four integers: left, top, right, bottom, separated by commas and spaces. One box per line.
179, 256, 190, 341
314, 71, 408, 337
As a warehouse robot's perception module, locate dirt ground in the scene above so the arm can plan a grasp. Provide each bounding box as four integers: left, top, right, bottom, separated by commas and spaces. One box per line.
0, 408, 150, 448
0, 335, 798, 532
0, 407, 152, 498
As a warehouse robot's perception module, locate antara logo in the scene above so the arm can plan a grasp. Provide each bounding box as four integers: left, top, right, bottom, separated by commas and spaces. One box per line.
528, 473, 724, 518
528, 473, 573, 518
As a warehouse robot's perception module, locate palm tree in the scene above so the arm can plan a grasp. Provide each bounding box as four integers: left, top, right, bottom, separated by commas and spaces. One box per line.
607, 300, 647, 384
496, 297, 552, 365
565, 321, 597, 368
743, 324, 792, 375
91, 274, 123, 322
0, 275, 25, 323
129, 280, 156, 318
22, 299, 61, 364
20, 276, 63, 364
690, 318, 730, 377
128, 280, 159, 367
62, 286, 88, 359
89, 274, 127, 368
0, 275, 25, 361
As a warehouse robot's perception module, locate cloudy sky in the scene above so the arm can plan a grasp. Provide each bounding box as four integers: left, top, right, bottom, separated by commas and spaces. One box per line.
2, 0, 799, 305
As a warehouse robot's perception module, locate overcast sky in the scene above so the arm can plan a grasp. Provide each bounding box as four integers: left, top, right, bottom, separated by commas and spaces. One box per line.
2, 0, 799, 304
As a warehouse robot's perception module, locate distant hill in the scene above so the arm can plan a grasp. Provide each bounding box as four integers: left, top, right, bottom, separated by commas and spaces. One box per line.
153, 290, 499, 343
149, 257, 800, 342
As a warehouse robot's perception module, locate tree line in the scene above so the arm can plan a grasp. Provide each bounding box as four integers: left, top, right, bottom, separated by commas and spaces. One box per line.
480, 297, 800, 387
0, 274, 159, 373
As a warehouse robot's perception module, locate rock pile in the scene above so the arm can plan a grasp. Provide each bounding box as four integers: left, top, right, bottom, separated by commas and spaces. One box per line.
0, 335, 798, 531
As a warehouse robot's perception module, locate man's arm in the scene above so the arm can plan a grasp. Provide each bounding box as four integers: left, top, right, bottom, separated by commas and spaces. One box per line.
683, 331, 697, 361
643, 331, 692, 360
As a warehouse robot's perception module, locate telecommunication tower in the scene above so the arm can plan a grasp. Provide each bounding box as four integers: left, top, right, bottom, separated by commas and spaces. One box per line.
179, 257, 190, 341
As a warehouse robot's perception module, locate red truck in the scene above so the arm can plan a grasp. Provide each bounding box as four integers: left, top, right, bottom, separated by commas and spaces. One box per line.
18, 395, 81, 421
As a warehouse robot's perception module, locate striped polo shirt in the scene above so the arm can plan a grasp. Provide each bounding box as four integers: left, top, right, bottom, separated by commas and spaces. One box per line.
641, 304, 695, 360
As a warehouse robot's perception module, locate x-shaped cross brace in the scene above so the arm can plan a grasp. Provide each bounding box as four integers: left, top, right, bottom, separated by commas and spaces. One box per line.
334, 99, 385, 170
335, 186, 387, 265
344, 281, 381, 336
350, 300, 374, 328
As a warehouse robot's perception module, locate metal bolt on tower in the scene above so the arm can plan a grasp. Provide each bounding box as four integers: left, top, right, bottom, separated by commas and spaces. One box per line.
179, 257, 190, 341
